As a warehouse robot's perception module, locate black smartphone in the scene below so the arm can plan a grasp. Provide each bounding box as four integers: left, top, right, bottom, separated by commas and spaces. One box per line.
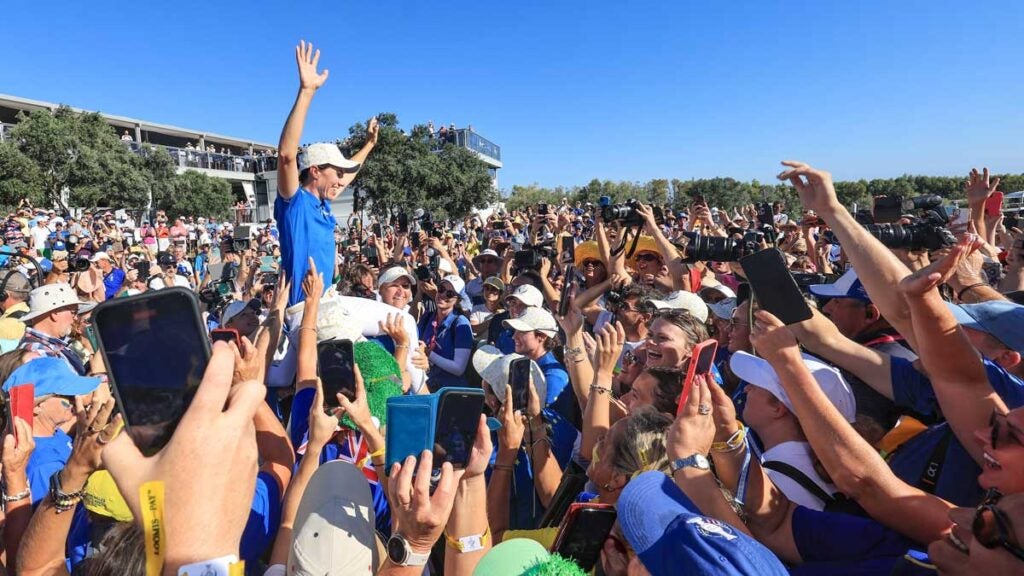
410, 233, 421, 249
373, 223, 383, 238
537, 472, 588, 528
397, 213, 409, 234
93, 288, 210, 456
433, 389, 484, 469
756, 202, 774, 226
414, 265, 433, 282
317, 339, 356, 406
557, 268, 575, 317
553, 504, 618, 572
507, 357, 531, 412
135, 260, 150, 281
739, 248, 813, 325
561, 236, 575, 263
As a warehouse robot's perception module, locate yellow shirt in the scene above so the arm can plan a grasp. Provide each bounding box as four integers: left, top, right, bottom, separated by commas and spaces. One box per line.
0, 301, 30, 340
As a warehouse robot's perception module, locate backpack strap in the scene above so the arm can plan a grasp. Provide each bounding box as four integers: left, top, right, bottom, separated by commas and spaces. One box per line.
762, 460, 835, 505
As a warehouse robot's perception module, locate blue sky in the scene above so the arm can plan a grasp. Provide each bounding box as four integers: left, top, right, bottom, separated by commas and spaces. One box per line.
3, 1, 1022, 190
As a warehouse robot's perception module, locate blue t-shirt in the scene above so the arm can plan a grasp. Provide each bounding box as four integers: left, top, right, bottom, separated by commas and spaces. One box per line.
789, 506, 934, 575
536, 351, 579, 465
103, 268, 126, 300
28, 429, 72, 506
887, 357, 1024, 506
275, 187, 337, 306
418, 312, 474, 390
288, 387, 391, 536
240, 471, 283, 569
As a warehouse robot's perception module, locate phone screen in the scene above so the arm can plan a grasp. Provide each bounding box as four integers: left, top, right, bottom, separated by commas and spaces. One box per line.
433, 390, 484, 469
94, 288, 209, 456
410, 234, 421, 249
739, 249, 813, 325
557, 269, 574, 317
554, 505, 618, 571
317, 340, 356, 406
211, 328, 240, 347
507, 357, 531, 412
986, 192, 1004, 218
7, 384, 34, 442
561, 236, 575, 262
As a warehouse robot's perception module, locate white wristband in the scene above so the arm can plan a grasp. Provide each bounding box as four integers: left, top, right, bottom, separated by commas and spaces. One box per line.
177, 554, 240, 576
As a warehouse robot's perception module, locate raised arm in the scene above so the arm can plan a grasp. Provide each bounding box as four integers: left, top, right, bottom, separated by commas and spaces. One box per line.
582, 322, 624, 463
336, 118, 379, 189
778, 161, 918, 350
637, 203, 686, 291
277, 41, 330, 200
751, 310, 953, 546
898, 237, 1007, 467
296, 258, 324, 390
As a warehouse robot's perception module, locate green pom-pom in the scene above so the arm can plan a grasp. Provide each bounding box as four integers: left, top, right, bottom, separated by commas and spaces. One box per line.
339, 341, 403, 430
522, 553, 588, 576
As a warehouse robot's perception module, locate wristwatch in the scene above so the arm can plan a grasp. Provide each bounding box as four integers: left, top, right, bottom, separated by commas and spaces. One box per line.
669, 453, 711, 474
386, 533, 430, 567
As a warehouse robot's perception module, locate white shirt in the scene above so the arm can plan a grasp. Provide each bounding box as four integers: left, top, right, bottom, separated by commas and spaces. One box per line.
148, 274, 191, 290
30, 227, 49, 255
470, 303, 496, 325
761, 441, 837, 511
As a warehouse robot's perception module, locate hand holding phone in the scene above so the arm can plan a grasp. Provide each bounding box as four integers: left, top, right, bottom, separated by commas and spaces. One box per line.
317, 339, 356, 409
552, 503, 618, 571
7, 384, 34, 446
507, 357, 531, 413
679, 340, 717, 415
986, 192, 1004, 218
740, 249, 813, 325
211, 327, 241, 348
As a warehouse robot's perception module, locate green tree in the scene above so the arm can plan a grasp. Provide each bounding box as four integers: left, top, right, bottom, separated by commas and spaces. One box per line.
158, 170, 233, 219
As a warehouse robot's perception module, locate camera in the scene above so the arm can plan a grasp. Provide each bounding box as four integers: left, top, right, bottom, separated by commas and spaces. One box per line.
864, 197, 955, 251
873, 194, 942, 224
600, 199, 663, 227
70, 257, 91, 273
678, 231, 763, 263
232, 237, 251, 253
537, 203, 549, 216
513, 240, 558, 272
156, 251, 176, 268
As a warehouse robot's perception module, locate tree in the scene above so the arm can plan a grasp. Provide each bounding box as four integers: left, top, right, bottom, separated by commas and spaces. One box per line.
341, 113, 496, 220
158, 170, 233, 219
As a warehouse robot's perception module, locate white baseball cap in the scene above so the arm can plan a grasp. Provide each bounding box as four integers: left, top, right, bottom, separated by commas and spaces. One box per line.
505, 284, 543, 309
645, 290, 709, 323
440, 274, 465, 295
297, 142, 361, 172
376, 266, 416, 290
471, 345, 548, 405
89, 251, 112, 263
503, 307, 558, 338
729, 351, 857, 422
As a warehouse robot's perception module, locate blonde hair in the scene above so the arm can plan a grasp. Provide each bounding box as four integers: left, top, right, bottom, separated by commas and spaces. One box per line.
609, 406, 672, 478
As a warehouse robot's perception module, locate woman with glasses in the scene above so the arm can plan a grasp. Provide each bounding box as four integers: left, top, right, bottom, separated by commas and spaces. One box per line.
417, 274, 473, 391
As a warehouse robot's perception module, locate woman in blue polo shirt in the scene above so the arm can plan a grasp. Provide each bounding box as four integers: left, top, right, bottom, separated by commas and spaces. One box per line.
418, 274, 473, 391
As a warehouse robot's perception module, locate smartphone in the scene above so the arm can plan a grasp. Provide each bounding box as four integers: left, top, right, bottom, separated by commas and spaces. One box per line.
678, 339, 718, 415
317, 339, 356, 406
259, 256, 276, 273
950, 207, 972, 230
507, 357, 531, 413
561, 236, 575, 263
210, 327, 241, 347
373, 223, 384, 238
557, 269, 575, 317
986, 192, 1004, 218
739, 248, 813, 325
552, 503, 618, 571
397, 213, 409, 234
410, 233, 421, 249
93, 288, 210, 456
7, 384, 34, 444
414, 265, 433, 282
433, 388, 484, 469
537, 472, 589, 528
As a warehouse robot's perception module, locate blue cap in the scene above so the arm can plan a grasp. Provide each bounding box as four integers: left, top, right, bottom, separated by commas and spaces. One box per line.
947, 300, 1024, 354
38, 258, 53, 274
2, 357, 102, 397
808, 268, 871, 302
52, 241, 66, 251
619, 471, 788, 576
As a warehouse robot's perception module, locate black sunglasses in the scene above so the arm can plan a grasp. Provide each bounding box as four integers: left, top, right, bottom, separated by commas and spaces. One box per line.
437, 289, 459, 299
973, 489, 1024, 562
991, 410, 1023, 451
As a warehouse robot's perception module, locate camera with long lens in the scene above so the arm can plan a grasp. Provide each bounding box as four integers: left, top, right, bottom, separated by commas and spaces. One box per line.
601, 199, 663, 227
512, 240, 558, 272
864, 196, 955, 251
678, 231, 764, 263
873, 194, 942, 224
70, 257, 91, 273
198, 262, 238, 307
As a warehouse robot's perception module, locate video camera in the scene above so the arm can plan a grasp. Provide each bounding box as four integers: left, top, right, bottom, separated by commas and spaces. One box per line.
198, 262, 238, 308
863, 195, 955, 251
70, 256, 91, 273
513, 239, 558, 272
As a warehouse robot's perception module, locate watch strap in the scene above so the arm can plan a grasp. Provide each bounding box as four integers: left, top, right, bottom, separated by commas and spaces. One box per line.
670, 454, 710, 474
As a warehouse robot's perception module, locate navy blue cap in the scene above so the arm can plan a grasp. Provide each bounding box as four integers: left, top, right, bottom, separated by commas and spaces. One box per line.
947, 300, 1024, 354
619, 471, 788, 576
808, 268, 871, 302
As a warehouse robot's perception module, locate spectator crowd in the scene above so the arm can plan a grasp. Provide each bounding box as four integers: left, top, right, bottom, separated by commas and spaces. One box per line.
0, 41, 1020, 576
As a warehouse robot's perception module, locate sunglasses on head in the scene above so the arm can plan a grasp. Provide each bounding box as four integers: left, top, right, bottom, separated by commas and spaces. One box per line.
972, 489, 1024, 561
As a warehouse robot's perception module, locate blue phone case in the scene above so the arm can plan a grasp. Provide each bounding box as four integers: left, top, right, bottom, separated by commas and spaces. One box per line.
384, 388, 483, 474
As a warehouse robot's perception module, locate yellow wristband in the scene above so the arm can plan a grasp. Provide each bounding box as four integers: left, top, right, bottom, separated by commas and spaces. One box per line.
711, 424, 747, 453
445, 526, 490, 553
357, 447, 386, 469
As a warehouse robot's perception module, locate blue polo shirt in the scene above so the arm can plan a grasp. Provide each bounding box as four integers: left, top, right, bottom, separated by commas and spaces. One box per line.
536, 351, 579, 465
418, 311, 474, 390
887, 357, 1024, 506
28, 429, 72, 506
288, 387, 391, 536
102, 268, 126, 300
275, 187, 336, 306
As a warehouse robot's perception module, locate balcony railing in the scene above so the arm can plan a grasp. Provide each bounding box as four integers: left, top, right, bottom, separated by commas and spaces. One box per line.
432, 128, 501, 161
125, 142, 278, 174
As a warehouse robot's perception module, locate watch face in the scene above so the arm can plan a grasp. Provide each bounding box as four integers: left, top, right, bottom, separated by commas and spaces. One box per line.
387, 536, 407, 563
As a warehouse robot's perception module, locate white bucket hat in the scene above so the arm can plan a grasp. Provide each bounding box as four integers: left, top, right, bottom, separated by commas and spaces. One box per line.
21, 283, 89, 324
472, 345, 547, 405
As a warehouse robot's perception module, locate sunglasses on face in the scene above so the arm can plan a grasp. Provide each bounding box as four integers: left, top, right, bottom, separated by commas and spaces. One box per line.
438, 289, 459, 299
635, 253, 660, 263
582, 260, 603, 268
972, 489, 1024, 561
990, 410, 1024, 450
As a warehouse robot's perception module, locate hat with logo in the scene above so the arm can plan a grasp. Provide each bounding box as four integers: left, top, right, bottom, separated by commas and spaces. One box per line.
471, 345, 547, 405
20, 283, 90, 324
288, 461, 378, 575
808, 268, 870, 302
729, 351, 857, 422
619, 471, 789, 576
503, 307, 558, 338
297, 143, 361, 172
645, 290, 709, 323
504, 284, 543, 309
2, 356, 101, 397
947, 300, 1024, 354
376, 266, 417, 290
440, 274, 465, 295
83, 470, 133, 522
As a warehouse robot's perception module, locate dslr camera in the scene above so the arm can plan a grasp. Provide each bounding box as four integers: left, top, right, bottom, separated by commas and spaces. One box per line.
677, 230, 764, 263
601, 199, 663, 228
864, 195, 955, 251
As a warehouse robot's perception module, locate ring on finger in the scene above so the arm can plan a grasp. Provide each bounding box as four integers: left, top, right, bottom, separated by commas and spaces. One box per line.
697, 404, 712, 416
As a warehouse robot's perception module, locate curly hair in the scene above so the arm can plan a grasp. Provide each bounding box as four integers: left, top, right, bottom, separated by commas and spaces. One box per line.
644, 365, 687, 415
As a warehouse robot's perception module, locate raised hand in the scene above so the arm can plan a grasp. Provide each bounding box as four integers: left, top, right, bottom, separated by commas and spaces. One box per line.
496, 385, 526, 454
336, 365, 376, 434
965, 167, 1000, 206
379, 313, 409, 348
301, 257, 324, 303
750, 310, 801, 362
295, 40, 329, 91
308, 378, 340, 452
461, 415, 493, 481
594, 321, 626, 376
665, 373, 716, 460
387, 452, 462, 557
899, 234, 980, 298
231, 337, 265, 385
366, 117, 380, 146
777, 161, 842, 216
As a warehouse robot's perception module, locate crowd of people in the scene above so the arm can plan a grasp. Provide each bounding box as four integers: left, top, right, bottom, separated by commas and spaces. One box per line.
0, 41, 1020, 576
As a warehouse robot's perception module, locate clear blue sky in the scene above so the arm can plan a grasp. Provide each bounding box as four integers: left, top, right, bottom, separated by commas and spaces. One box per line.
3, 1, 1022, 190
